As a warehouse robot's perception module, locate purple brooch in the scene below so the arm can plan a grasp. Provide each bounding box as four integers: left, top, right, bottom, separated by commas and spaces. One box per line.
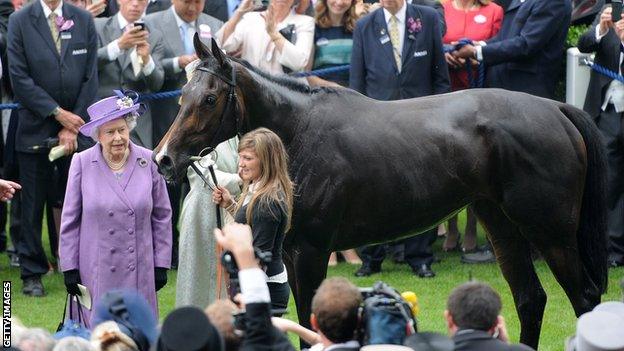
55, 15, 75, 32
138, 158, 148, 168
407, 17, 422, 35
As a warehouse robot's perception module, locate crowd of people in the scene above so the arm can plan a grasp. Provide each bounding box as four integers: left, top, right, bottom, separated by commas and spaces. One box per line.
0, 0, 624, 349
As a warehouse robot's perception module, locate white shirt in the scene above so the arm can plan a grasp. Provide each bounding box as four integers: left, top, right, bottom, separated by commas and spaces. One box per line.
383, 1, 407, 71
596, 25, 624, 113
106, 14, 155, 77
216, 10, 314, 74
40, 0, 63, 19
239, 267, 271, 304
171, 6, 196, 72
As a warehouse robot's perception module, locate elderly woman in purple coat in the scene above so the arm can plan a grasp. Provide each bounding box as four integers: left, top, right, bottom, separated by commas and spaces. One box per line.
59, 92, 172, 323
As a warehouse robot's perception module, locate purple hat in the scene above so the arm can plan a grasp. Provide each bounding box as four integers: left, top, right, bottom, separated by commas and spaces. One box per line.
80, 90, 143, 137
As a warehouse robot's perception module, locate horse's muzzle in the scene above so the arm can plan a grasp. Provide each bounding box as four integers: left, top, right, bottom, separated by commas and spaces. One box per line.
155, 154, 176, 181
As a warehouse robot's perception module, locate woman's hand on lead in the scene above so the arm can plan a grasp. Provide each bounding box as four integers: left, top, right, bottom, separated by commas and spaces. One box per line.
212, 185, 233, 208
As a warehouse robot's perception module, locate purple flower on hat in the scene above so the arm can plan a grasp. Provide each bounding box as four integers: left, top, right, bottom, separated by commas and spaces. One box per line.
407, 17, 422, 34
55, 15, 74, 32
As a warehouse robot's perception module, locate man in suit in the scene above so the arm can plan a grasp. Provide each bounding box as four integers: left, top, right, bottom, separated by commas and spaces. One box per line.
578, 6, 624, 268
145, 0, 221, 267
102, 0, 172, 18
309, 277, 362, 351
95, 0, 165, 149
453, 0, 572, 99
8, 0, 98, 296
446, 282, 534, 351
350, 0, 449, 278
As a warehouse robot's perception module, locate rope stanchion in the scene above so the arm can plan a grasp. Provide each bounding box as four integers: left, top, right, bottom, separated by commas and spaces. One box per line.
0, 65, 352, 111
581, 58, 624, 84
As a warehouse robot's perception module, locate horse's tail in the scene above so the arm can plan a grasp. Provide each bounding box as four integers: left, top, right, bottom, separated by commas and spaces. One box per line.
559, 103, 608, 294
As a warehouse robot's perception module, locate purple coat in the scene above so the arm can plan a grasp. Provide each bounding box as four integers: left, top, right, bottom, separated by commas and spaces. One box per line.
59, 142, 172, 324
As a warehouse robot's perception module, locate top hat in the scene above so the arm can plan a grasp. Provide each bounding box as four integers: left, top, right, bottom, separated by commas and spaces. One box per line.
80, 90, 143, 138
574, 307, 624, 351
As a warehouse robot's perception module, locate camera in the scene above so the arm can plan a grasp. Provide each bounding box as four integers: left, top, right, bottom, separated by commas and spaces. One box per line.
220, 248, 273, 299
613, 0, 622, 22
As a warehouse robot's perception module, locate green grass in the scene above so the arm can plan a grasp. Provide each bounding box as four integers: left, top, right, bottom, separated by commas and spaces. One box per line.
2, 212, 623, 351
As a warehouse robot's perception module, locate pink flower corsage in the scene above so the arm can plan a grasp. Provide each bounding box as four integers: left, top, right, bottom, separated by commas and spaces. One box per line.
55, 15, 74, 32
407, 17, 422, 34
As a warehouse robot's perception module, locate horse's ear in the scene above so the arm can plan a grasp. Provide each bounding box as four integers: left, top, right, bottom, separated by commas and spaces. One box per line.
193, 33, 212, 61
211, 38, 228, 68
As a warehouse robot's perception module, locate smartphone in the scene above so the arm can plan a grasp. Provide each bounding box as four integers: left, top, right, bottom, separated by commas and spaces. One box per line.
134, 21, 147, 31
613, 0, 622, 22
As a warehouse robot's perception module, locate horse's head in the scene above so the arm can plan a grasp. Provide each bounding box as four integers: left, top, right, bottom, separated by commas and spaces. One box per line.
153, 35, 243, 182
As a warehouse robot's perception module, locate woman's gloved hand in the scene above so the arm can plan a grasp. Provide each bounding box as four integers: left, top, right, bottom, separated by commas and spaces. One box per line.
63, 269, 82, 296
155, 267, 168, 291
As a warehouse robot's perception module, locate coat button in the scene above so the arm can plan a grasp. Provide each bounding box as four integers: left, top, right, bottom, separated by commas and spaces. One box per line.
109, 229, 114, 235
129, 265, 135, 271
128, 247, 134, 253
128, 210, 134, 216
110, 248, 115, 253
110, 266, 116, 272
108, 211, 114, 217
128, 228, 134, 234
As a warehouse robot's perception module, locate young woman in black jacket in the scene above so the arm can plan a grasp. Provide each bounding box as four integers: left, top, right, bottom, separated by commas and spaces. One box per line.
213, 128, 294, 311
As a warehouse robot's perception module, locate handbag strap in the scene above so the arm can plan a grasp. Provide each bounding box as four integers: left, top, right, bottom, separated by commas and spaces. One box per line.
56, 294, 70, 332
68, 293, 90, 329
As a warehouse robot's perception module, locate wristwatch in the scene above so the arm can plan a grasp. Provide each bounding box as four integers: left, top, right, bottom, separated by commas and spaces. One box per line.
51, 106, 61, 118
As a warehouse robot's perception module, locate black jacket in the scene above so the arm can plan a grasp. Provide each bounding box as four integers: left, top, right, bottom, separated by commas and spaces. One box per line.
242, 302, 295, 351
453, 329, 535, 351
578, 6, 619, 119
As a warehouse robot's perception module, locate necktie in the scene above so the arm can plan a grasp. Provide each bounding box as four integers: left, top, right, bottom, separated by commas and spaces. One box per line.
389, 15, 401, 69
180, 23, 194, 55
48, 12, 61, 53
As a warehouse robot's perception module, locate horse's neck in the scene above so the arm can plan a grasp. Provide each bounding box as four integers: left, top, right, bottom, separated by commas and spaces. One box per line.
241, 71, 308, 146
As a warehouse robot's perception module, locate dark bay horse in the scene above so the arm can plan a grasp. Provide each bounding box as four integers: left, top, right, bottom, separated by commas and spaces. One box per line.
153, 37, 608, 349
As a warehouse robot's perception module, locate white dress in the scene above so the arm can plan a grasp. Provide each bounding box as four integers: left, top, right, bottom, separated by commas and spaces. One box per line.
175, 137, 241, 308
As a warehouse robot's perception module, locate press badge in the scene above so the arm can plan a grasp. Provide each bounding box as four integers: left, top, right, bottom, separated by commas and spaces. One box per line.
61, 32, 72, 40
380, 35, 390, 45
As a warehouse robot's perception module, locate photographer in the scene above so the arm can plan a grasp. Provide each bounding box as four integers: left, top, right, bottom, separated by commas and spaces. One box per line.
213, 222, 296, 351
445, 282, 533, 351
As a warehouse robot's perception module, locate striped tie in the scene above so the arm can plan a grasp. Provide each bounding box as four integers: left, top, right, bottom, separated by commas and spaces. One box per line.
48, 13, 61, 53
389, 15, 401, 69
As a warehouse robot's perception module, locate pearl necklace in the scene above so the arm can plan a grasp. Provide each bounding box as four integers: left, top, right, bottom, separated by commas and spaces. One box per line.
105, 149, 129, 171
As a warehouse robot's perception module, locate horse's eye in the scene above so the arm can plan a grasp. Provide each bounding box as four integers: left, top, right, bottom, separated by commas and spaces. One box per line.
205, 95, 217, 106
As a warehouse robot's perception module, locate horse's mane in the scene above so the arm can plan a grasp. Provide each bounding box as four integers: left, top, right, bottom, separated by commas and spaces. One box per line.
230, 57, 349, 96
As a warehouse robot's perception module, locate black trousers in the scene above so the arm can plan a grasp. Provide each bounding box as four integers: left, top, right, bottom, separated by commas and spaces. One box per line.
15, 152, 69, 279
597, 105, 624, 263
360, 228, 437, 270
267, 281, 290, 315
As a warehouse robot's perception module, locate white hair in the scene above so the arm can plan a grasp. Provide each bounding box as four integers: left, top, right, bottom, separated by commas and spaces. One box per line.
53, 337, 95, 351
91, 114, 138, 141
17, 328, 56, 351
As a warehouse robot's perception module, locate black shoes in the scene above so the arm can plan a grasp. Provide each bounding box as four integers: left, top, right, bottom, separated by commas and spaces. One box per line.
413, 264, 435, 278
22, 276, 45, 297
354, 265, 381, 277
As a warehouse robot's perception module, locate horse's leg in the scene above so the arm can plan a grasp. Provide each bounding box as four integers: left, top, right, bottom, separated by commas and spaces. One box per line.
283, 235, 329, 348
472, 200, 546, 350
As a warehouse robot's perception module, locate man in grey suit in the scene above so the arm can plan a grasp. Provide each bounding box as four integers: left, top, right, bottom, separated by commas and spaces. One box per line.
95, 0, 165, 148
8, 0, 98, 296
146, 0, 221, 267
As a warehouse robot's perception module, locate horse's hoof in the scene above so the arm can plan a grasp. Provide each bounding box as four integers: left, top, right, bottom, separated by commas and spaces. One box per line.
354, 266, 381, 277
413, 264, 435, 278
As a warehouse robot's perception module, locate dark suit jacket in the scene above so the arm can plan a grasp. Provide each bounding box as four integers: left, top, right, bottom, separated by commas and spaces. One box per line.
349, 4, 450, 101
7, 1, 98, 153
482, 0, 572, 99
578, 7, 617, 119
412, 0, 446, 35
204, 0, 228, 22
0, 0, 14, 96
241, 302, 295, 351
453, 330, 535, 351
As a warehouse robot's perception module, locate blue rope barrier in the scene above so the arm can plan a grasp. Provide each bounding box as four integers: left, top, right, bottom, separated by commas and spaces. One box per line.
0, 65, 352, 110
582, 58, 624, 84
443, 38, 485, 89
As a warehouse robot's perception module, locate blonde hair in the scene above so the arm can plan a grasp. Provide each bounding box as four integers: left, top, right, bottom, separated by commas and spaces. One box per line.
90, 321, 138, 351
236, 128, 294, 231
315, 0, 358, 33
